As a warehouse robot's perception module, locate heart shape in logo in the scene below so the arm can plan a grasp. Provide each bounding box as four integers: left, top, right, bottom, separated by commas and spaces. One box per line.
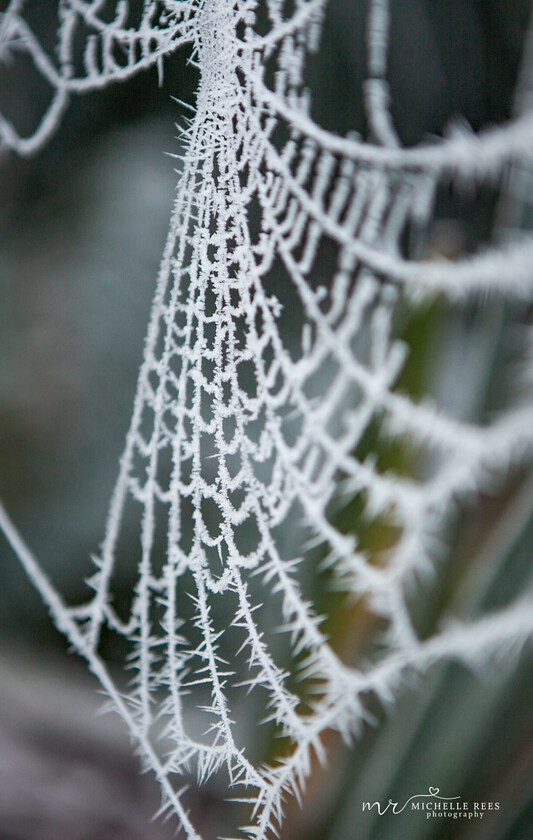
429, 787, 439, 796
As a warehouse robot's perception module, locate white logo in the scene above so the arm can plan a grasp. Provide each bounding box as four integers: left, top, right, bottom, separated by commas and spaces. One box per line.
362, 787, 500, 820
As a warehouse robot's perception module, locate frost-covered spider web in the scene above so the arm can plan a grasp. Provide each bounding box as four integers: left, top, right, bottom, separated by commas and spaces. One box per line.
1, 1, 533, 838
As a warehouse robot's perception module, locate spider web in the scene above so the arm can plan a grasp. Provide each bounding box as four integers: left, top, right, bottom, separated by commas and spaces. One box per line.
1, 1, 533, 838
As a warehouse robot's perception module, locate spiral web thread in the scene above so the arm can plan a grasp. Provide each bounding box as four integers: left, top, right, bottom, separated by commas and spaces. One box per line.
1, 1, 533, 838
